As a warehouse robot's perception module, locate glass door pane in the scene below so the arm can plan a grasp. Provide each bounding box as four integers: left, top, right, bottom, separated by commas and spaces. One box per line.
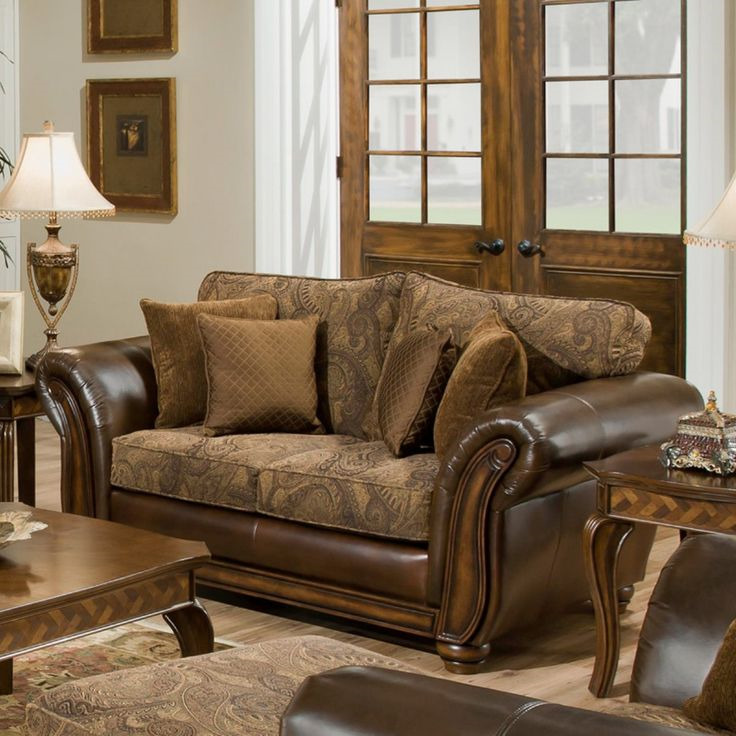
543, 0, 683, 234
367, 4, 482, 225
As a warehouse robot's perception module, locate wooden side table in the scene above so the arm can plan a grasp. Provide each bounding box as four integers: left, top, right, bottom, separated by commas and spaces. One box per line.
0, 371, 43, 506
583, 445, 736, 698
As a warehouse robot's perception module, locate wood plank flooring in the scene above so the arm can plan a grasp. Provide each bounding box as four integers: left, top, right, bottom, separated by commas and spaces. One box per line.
31, 418, 678, 711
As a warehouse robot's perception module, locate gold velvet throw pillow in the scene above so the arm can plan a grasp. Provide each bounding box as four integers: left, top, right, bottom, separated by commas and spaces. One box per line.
197, 314, 322, 436
434, 312, 527, 460
683, 618, 736, 732
141, 294, 277, 428
377, 329, 455, 457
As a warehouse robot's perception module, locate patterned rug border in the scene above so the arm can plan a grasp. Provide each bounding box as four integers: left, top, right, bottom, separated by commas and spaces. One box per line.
0, 621, 233, 735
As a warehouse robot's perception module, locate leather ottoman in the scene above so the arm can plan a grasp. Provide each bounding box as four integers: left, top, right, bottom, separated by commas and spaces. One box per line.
23, 636, 412, 736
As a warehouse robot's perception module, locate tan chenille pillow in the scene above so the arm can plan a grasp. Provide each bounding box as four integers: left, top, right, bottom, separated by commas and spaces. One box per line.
377, 329, 455, 457
197, 314, 322, 436
434, 312, 527, 459
141, 294, 277, 428
683, 618, 736, 732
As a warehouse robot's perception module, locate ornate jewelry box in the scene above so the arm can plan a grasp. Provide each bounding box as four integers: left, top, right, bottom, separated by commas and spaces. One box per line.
661, 391, 736, 475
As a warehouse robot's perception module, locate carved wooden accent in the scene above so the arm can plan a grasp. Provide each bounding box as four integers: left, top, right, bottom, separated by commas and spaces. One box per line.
436, 439, 517, 646
583, 513, 634, 698
610, 486, 736, 534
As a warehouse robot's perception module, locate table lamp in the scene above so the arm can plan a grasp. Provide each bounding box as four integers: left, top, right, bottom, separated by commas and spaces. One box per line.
0, 121, 115, 369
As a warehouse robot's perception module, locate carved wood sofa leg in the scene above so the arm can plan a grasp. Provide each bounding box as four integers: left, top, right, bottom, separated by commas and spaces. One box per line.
617, 584, 635, 612
436, 641, 491, 674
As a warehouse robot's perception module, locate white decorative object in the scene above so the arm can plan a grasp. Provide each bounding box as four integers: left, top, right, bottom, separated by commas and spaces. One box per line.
0, 510, 46, 548
0, 290, 23, 374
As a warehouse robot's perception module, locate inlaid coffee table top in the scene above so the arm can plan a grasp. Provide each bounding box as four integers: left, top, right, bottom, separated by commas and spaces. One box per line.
585, 445, 736, 499
0, 503, 210, 617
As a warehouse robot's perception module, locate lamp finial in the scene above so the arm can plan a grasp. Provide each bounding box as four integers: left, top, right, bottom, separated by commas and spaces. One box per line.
42, 120, 54, 133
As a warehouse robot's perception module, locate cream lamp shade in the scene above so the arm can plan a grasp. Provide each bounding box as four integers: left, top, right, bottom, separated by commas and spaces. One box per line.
0, 121, 114, 218
0, 121, 114, 370
684, 170, 736, 249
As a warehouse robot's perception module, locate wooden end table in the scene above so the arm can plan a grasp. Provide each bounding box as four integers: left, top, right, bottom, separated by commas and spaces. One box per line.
0, 371, 43, 505
0, 503, 213, 694
583, 444, 736, 698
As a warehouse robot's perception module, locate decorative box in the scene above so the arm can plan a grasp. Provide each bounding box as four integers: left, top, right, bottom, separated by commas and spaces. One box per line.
661, 391, 736, 475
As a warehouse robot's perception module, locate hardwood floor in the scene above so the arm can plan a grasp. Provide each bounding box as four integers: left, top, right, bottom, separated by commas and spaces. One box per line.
31, 417, 678, 711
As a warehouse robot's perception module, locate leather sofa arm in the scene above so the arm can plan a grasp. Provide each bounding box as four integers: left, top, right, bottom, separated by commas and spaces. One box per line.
280, 666, 699, 736
426, 372, 701, 654
35, 336, 157, 518
434, 372, 702, 519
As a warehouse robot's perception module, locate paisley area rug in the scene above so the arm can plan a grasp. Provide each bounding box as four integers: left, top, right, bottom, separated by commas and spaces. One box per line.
0, 623, 230, 735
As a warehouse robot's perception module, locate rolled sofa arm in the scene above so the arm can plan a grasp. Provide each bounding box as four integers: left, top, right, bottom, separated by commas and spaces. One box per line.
35, 337, 156, 518
427, 372, 702, 652
434, 372, 703, 519
280, 666, 698, 736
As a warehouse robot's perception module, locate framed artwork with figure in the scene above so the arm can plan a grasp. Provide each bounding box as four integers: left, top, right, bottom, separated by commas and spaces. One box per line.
86, 78, 177, 215
87, 0, 178, 54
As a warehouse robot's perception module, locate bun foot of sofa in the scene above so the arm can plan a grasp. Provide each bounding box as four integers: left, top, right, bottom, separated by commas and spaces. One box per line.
436, 642, 491, 674
618, 584, 635, 613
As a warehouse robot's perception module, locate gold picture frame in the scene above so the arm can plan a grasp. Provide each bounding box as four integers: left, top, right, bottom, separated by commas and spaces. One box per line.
87, 0, 178, 55
86, 78, 177, 215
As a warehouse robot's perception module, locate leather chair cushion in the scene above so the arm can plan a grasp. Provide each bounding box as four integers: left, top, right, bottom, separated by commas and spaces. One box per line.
631, 534, 736, 708
258, 441, 439, 541
603, 703, 729, 735
391, 271, 650, 394
25, 636, 415, 736
197, 271, 406, 438
111, 428, 362, 512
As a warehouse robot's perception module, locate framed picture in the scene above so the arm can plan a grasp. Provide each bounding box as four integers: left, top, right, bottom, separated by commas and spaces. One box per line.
87, 0, 178, 54
0, 292, 23, 375
86, 78, 177, 215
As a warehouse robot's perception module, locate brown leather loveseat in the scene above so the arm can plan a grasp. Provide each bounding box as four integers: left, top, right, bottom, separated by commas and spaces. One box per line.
35, 271, 702, 671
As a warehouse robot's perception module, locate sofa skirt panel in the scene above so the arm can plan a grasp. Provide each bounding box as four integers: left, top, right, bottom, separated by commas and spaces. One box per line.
109, 489, 430, 606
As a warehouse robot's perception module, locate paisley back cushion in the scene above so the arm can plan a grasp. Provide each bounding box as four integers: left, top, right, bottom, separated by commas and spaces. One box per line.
198, 271, 405, 438
392, 272, 651, 395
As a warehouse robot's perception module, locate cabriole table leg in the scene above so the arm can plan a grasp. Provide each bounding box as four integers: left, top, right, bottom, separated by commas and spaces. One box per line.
163, 599, 214, 657
584, 512, 634, 697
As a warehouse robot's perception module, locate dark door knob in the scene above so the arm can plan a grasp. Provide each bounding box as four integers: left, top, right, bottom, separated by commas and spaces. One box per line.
474, 239, 505, 256
517, 240, 543, 257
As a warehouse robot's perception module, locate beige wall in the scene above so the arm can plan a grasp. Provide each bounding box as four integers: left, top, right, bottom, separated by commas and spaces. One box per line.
19, 0, 255, 352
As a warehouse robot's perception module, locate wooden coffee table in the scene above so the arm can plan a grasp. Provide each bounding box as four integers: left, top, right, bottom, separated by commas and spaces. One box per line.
0, 503, 213, 693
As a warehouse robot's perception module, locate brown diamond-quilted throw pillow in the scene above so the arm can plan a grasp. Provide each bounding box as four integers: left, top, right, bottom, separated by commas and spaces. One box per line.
434, 311, 527, 460
377, 329, 455, 457
141, 294, 278, 429
197, 314, 323, 436
683, 617, 736, 732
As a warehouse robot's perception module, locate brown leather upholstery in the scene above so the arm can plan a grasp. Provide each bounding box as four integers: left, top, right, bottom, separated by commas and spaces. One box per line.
631, 533, 736, 708
110, 490, 430, 604
281, 666, 702, 736
36, 337, 156, 518
35, 283, 703, 671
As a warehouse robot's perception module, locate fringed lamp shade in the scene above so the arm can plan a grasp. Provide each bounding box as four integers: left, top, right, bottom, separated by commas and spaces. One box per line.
0, 121, 115, 370
0, 127, 114, 219
684, 171, 736, 249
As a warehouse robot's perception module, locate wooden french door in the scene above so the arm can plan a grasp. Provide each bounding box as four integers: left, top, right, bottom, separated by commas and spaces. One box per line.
340, 0, 513, 291
339, 0, 686, 375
